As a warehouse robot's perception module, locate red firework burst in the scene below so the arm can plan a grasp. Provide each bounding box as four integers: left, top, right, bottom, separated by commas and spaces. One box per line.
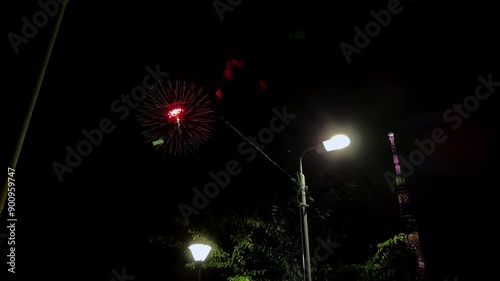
137, 79, 215, 155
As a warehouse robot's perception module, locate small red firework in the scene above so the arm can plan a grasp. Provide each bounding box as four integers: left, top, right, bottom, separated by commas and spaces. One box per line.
137, 79, 215, 155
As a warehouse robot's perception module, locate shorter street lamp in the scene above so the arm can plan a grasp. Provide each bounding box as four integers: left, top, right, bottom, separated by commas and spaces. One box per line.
298, 134, 350, 281
188, 243, 212, 281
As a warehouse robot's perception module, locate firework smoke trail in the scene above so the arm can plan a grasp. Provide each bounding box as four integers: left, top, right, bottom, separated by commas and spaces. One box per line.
137, 79, 215, 155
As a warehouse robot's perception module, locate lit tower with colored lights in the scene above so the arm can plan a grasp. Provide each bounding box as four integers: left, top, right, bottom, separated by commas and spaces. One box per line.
387, 132, 427, 280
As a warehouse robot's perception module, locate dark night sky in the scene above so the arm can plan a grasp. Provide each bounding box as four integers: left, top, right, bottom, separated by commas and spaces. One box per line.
2, 0, 499, 280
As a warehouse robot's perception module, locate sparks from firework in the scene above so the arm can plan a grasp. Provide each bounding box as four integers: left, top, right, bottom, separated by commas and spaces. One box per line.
137, 79, 215, 155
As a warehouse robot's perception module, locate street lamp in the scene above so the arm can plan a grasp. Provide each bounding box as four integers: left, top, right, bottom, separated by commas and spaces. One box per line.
188, 243, 212, 281
298, 134, 350, 281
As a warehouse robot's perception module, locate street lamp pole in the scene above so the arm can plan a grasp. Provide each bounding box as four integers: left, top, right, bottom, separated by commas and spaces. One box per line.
296, 134, 351, 281
198, 263, 202, 281
299, 147, 315, 281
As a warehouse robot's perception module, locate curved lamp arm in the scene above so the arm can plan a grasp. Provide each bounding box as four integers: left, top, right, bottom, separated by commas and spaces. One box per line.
299, 147, 316, 175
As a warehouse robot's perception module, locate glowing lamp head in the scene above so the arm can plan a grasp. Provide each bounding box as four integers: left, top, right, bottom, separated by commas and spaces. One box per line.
316, 134, 350, 153
188, 244, 212, 262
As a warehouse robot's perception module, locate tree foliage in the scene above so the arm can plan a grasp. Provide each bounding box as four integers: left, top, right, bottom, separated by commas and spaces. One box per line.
335, 233, 418, 281
152, 202, 305, 281
150, 179, 419, 281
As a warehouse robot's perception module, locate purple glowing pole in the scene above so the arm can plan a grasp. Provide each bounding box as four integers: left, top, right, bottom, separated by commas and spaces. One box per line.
388, 132, 411, 216
387, 132, 427, 280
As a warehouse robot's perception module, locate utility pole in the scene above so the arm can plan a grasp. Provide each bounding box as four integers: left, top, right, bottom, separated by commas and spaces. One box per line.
1, 0, 68, 216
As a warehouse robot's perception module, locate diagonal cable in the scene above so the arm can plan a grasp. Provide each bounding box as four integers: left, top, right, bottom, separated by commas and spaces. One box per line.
216, 112, 298, 185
